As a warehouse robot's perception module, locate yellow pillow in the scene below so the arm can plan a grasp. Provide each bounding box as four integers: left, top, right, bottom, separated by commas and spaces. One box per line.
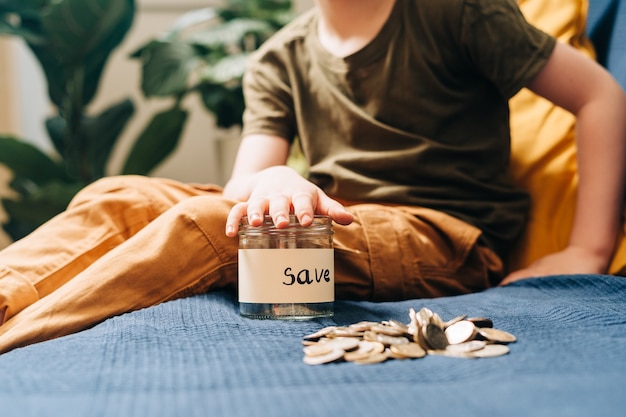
509, 0, 626, 274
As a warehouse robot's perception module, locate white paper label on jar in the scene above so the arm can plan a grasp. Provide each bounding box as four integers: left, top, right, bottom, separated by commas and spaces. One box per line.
238, 248, 334, 303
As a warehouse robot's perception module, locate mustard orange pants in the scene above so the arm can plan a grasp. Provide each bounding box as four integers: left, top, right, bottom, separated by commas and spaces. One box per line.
0, 175, 503, 353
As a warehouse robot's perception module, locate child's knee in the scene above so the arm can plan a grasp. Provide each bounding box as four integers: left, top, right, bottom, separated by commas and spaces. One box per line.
68, 175, 156, 209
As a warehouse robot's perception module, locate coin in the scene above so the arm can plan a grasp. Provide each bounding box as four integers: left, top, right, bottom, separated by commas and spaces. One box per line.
427, 349, 475, 359
445, 340, 486, 354
303, 348, 345, 365
303, 326, 336, 340
477, 327, 517, 343
363, 331, 410, 346
423, 323, 449, 350
383, 319, 410, 333
349, 321, 378, 332
445, 320, 476, 344
343, 340, 380, 361
301, 308, 516, 365
324, 337, 360, 352
353, 352, 388, 365
471, 343, 510, 358
389, 342, 426, 359
303, 343, 334, 357
444, 314, 467, 328
370, 323, 406, 337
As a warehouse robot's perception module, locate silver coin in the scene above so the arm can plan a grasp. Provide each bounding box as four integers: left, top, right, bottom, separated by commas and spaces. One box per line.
423, 323, 449, 350
471, 343, 510, 358
445, 340, 486, 354
445, 320, 477, 345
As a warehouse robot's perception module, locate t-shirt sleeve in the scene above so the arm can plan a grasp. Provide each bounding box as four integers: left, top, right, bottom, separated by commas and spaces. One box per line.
460, 0, 557, 99
241, 49, 297, 142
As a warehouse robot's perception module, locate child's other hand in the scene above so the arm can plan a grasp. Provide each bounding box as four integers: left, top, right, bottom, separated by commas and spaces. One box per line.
500, 245, 609, 286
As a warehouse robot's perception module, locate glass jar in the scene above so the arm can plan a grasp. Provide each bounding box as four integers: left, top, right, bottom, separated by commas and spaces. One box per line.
238, 215, 334, 320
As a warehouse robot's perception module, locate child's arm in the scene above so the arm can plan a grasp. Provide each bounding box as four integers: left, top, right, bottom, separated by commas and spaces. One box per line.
502, 41, 626, 284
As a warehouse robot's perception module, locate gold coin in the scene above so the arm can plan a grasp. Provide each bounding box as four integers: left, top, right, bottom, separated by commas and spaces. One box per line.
348, 321, 378, 332
385, 348, 408, 360
353, 352, 388, 365
343, 340, 379, 361
471, 343, 510, 358
366, 341, 386, 354
327, 327, 365, 338
427, 349, 475, 359
344, 350, 371, 362
370, 323, 406, 337
303, 348, 345, 365
445, 340, 486, 354
389, 342, 426, 359
477, 327, 517, 343
325, 337, 361, 352
445, 320, 477, 345
303, 343, 334, 357
303, 326, 337, 340
363, 331, 409, 346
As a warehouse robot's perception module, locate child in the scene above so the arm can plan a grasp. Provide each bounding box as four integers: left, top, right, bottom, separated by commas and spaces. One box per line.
0, 0, 624, 353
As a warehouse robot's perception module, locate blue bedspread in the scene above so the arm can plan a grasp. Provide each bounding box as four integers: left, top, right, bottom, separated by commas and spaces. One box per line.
2, 274, 626, 417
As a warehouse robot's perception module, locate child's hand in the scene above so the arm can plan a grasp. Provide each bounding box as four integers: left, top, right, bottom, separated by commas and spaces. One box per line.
224, 166, 353, 237
500, 245, 609, 286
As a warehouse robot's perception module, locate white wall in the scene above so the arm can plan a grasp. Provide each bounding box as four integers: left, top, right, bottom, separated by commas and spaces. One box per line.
0, 0, 313, 247
3, 0, 314, 185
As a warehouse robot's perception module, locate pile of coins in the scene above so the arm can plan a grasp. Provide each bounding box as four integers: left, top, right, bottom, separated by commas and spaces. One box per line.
302, 307, 516, 365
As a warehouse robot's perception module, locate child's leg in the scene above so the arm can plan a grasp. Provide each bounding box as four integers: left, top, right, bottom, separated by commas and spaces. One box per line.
333, 204, 503, 301
0, 190, 237, 353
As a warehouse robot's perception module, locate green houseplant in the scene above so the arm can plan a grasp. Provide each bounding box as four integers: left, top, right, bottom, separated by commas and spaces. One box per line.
0, 0, 295, 241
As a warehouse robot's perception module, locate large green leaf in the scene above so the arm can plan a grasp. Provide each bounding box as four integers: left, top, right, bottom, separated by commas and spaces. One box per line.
85, 98, 135, 179
44, 114, 66, 158
122, 106, 188, 175
45, 98, 136, 179
188, 18, 274, 50
0, 17, 45, 43
41, 0, 132, 66
218, 0, 293, 27
137, 40, 200, 97
199, 83, 244, 128
0, 136, 68, 184
27, 0, 135, 108
199, 52, 247, 84
166, 7, 219, 39
0, 0, 50, 16
1, 179, 84, 240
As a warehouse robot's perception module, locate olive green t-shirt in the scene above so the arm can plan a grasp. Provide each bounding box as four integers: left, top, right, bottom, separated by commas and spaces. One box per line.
241, 0, 556, 256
